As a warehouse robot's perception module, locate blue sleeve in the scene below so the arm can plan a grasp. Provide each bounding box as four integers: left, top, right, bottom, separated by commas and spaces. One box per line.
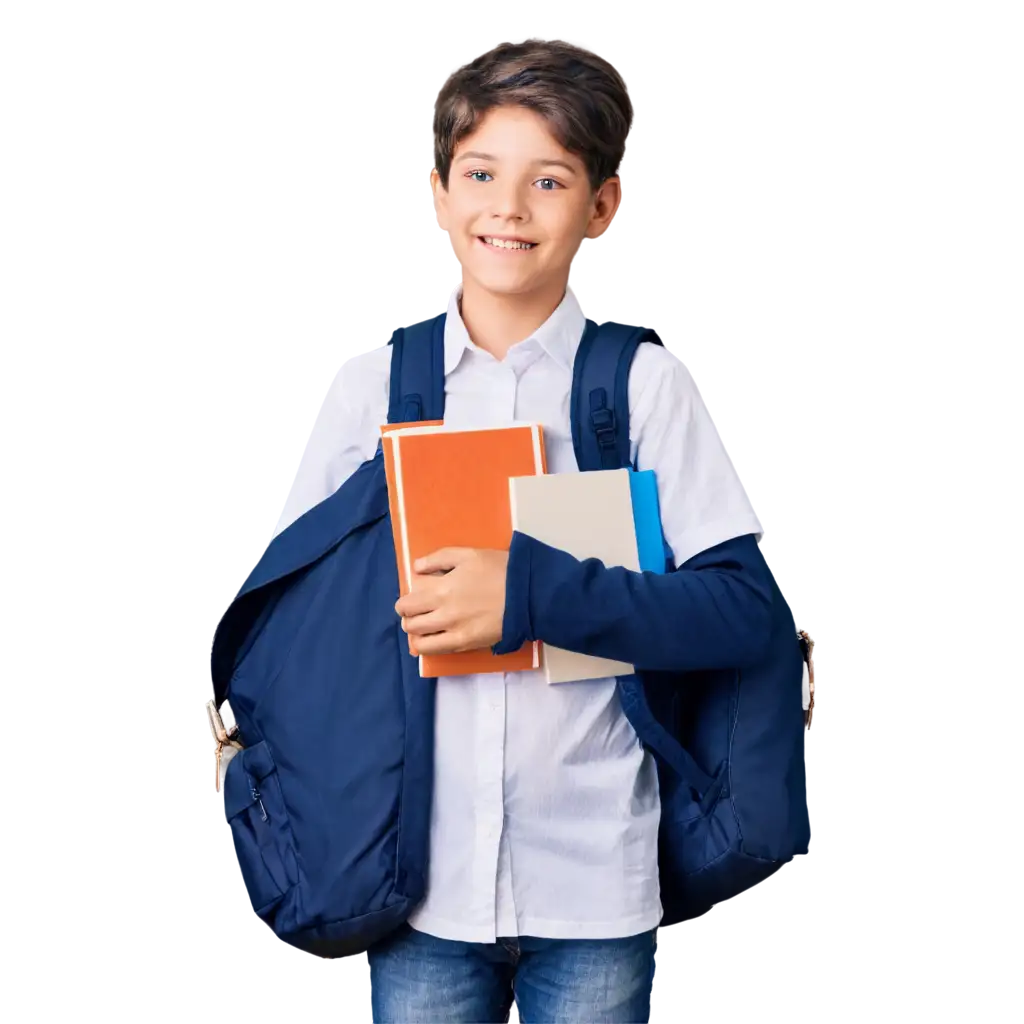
491, 530, 774, 671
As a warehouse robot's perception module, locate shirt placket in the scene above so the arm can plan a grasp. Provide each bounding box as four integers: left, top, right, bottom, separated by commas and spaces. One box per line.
470, 358, 521, 940
494, 351, 537, 938
471, 670, 506, 938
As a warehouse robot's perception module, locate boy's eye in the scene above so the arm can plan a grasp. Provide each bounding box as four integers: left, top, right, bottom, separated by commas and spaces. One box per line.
466, 169, 565, 190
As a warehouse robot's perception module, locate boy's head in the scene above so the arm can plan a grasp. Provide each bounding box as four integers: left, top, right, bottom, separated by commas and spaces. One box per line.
430, 39, 632, 299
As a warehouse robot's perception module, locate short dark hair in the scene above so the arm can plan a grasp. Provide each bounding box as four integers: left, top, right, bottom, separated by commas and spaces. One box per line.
432, 38, 633, 195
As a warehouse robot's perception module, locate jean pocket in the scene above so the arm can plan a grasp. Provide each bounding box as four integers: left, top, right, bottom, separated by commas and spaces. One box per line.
223, 740, 299, 916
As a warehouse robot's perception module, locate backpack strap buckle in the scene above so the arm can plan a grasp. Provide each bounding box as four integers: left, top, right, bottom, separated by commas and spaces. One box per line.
570, 321, 662, 473
206, 700, 244, 792
589, 394, 617, 454
797, 630, 815, 729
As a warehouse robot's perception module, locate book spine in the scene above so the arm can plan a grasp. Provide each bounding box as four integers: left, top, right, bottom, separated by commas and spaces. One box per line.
392, 435, 413, 597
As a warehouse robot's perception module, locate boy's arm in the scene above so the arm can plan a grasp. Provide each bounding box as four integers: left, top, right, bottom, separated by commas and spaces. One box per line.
491, 530, 773, 671
492, 344, 770, 671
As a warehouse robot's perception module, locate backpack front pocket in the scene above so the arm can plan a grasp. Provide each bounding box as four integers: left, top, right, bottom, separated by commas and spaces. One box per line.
223, 740, 299, 917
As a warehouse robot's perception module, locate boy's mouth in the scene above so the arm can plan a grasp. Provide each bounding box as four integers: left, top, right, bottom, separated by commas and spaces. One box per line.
477, 235, 539, 252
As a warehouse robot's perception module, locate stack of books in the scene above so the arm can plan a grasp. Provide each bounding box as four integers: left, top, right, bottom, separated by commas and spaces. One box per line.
381, 419, 666, 683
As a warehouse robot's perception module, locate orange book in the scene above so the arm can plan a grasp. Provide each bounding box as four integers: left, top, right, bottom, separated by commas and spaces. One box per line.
381, 420, 548, 677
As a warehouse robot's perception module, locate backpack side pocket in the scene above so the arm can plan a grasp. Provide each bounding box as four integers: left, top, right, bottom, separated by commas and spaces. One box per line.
223, 740, 299, 917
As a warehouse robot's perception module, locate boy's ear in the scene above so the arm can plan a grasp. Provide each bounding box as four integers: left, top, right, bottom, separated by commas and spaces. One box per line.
585, 176, 622, 241
430, 168, 449, 230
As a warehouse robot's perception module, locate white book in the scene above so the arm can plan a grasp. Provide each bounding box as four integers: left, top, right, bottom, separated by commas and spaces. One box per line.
508, 469, 639, 684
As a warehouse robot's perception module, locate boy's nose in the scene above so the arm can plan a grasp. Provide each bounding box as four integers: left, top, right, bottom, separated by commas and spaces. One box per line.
487, 186, 532, 222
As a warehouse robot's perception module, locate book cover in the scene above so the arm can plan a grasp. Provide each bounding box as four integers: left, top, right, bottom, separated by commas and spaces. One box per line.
508, 468, 640, 684
381, 420, 547, 677
629, 468, 668, 574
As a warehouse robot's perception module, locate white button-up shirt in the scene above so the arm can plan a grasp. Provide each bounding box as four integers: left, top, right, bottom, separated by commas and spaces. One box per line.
272, 282, 763, 942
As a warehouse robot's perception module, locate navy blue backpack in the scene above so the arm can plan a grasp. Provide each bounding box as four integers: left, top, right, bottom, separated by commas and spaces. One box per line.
209, 312, 812, 958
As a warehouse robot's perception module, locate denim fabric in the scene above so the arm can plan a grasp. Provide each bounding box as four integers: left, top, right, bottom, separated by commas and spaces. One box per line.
367, 922, 658, 1023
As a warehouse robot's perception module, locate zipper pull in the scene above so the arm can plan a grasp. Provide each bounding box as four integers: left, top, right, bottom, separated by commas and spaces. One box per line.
250, 779, 268, 822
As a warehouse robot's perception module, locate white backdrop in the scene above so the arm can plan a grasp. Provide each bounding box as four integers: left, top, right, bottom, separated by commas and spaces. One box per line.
667, 344, 1019, 536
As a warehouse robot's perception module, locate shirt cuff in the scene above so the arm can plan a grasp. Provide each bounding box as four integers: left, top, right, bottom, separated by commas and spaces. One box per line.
490, 530, 535, 655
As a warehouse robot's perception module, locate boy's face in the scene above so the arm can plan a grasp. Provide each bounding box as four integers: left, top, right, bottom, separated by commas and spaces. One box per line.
431, 105, 620, 295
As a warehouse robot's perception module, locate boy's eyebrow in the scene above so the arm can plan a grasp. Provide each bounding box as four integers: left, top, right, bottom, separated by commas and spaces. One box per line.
452, 149, 495, 163
532, 158, 581, 175
455, 151, 578, 175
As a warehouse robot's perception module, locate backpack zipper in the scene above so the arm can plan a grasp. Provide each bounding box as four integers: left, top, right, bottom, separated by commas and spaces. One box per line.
249, 777, 268, 822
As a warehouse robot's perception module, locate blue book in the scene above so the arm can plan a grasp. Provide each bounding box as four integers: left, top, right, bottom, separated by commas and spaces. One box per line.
628, 468, 667, 574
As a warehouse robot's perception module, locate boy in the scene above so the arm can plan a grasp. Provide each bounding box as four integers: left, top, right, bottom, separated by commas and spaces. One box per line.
274, 38, 764, 1024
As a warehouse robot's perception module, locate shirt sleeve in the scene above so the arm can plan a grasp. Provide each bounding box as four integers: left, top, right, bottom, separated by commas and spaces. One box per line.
270, 352, 384, 539
629, 345, 763, 569
492, 530, 774, 671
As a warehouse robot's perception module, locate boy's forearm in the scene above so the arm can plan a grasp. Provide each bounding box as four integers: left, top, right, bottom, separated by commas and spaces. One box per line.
492, 531, 773, 672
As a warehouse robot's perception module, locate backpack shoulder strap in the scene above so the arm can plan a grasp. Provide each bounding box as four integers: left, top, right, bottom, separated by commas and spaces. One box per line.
570, 319, 665, 472
387, 312, 447, 425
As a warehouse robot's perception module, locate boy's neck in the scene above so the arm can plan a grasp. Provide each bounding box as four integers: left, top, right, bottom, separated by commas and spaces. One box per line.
458, 275, 569, 362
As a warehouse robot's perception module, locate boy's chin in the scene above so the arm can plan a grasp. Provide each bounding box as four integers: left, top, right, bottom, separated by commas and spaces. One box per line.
463, 270, 545, 297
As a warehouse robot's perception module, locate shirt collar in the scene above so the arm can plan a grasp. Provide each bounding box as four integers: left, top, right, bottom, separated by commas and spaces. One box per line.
443, 282, 586, 376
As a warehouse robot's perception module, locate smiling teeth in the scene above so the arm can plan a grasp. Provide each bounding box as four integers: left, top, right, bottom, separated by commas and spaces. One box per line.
483, 237, 536, 249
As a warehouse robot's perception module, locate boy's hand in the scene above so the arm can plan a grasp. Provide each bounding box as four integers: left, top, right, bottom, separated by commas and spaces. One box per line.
394, 547, 509, 655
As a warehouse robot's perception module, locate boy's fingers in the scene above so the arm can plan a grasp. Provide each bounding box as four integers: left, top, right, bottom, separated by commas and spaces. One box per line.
402, 609, 450, 636
414, 628, 462, 655
414, 547, 467, 574
395, 584, 438, 617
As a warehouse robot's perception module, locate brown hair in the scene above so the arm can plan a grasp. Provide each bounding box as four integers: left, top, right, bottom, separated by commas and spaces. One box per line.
432, 38, 633, 195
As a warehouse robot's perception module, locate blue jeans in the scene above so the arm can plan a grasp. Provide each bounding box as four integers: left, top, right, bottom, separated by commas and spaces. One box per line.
367, 921, 658, 1023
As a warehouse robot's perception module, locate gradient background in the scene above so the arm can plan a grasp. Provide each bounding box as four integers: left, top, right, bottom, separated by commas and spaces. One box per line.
2, 9, 1024, 1024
